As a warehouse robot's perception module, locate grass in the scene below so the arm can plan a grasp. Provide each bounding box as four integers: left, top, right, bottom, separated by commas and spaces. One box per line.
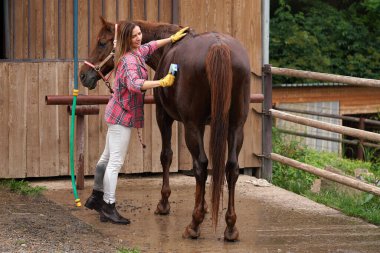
306, 190, 380, 225
0, 179, 46, 196
272, 127, 380, 225
117, 248, 141, 253
15, 239, 27, 245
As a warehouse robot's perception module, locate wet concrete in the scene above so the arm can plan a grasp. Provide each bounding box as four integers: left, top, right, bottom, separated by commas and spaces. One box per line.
40, 174, 380, 253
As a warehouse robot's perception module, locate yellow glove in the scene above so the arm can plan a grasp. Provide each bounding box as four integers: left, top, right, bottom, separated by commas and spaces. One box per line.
159, 73, 175, 87
170, 27, 189, 43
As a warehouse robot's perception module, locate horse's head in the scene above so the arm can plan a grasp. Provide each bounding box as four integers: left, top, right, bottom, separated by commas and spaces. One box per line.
79, 17, 116, 90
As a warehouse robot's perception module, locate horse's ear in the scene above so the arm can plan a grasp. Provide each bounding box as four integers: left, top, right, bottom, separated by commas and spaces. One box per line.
100, 16, 108, 26
99, 16, 115, 32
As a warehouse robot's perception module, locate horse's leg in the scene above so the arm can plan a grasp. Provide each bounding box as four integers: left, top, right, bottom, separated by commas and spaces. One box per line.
182, 123, 208, 239
154, 104, 174, 215
224, 124, 244, 241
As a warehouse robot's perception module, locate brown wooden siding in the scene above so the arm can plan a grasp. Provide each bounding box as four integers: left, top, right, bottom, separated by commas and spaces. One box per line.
273, 86, 380, 115
0, 0, 262, 178
4, 0, 182, 60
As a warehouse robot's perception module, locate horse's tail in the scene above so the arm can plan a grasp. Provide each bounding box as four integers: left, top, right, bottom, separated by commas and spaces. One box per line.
206, 42, 232, 230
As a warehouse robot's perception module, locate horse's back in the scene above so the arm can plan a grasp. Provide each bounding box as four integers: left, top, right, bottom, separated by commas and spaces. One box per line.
177, 32, 250, 70
155, 31, 250, 124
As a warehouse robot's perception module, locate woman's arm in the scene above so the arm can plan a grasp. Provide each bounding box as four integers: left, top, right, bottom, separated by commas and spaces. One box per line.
140, 80, 161, 90
141, 72, 176, 90
155, 38, 172, 49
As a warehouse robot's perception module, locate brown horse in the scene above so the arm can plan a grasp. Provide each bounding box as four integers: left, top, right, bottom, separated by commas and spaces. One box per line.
79, 17, 251, 241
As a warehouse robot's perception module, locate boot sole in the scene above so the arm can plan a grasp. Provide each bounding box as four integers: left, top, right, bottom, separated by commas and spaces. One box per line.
100, 214, 130, 225
99, 214, 108, 223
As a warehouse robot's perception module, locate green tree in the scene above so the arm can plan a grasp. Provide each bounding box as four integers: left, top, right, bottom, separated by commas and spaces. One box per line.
270, 0, 380, 84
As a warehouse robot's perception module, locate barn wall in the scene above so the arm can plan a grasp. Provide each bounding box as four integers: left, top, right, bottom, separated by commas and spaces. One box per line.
275, 101, 342, 154
0, 0, 262, 178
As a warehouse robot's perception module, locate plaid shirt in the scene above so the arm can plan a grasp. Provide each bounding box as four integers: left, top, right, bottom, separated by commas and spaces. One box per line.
105, 41, 158, 128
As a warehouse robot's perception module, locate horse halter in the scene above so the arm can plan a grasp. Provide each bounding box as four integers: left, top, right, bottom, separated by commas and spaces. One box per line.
84, 24, 118, 94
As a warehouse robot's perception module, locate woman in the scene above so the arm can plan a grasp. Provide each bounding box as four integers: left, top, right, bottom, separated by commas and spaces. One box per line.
84, 22, 188, 224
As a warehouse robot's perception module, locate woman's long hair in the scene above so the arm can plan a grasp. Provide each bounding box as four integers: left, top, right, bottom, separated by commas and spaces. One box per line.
115, 22, 137, 67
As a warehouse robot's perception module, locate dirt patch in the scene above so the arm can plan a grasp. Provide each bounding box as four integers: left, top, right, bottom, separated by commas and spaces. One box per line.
2, 174, 380, 252
0, 186, 121, 252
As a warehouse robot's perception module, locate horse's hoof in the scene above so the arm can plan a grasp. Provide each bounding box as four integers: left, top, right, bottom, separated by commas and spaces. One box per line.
224, 226, 239, 241
182, 225, 200, 239
154, 202, 170, 215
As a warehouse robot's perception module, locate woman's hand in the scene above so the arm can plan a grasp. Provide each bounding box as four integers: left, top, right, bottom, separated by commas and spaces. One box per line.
159, 73, 175, 87
156, 27, 189, 48
170, 27, 189, 43
141, 73, 175, 90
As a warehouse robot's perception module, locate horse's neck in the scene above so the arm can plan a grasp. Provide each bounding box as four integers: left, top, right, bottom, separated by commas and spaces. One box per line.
136, 21, 179, 70
138, 21, 177, 41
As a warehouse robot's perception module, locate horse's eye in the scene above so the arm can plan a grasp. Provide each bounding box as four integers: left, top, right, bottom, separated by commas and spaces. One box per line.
98, 40, 108, 48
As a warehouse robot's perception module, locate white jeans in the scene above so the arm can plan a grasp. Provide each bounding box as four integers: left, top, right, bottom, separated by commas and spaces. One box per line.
94, 124, 131, 204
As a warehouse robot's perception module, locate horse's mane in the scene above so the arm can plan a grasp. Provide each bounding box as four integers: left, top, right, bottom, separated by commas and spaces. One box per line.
115, 19, 197, 42
133, 20, 196, 40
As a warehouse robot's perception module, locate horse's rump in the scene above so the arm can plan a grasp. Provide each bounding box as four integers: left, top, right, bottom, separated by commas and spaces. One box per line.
152, 32, 250, 124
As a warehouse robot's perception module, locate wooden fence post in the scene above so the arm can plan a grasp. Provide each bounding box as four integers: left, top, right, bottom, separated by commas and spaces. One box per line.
357, 117, 365, 160
76, 115, 85, 189
67, 105, 100, 190
262, 64, 273, 181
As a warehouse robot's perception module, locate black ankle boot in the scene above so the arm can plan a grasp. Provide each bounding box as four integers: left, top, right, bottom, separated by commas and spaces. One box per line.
84, 190, 103, 212
100, 201, 130, 225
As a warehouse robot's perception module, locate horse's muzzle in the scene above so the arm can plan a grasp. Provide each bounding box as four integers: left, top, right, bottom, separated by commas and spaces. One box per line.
80, 71, 99, 90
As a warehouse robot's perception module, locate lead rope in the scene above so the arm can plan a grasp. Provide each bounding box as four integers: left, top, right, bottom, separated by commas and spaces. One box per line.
137, 128, 146, 149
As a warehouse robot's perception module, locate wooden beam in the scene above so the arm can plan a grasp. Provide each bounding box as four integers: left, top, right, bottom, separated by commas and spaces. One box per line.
271, 67, 380, 88
270, 153, 380, 196
270, 109, 380, 143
